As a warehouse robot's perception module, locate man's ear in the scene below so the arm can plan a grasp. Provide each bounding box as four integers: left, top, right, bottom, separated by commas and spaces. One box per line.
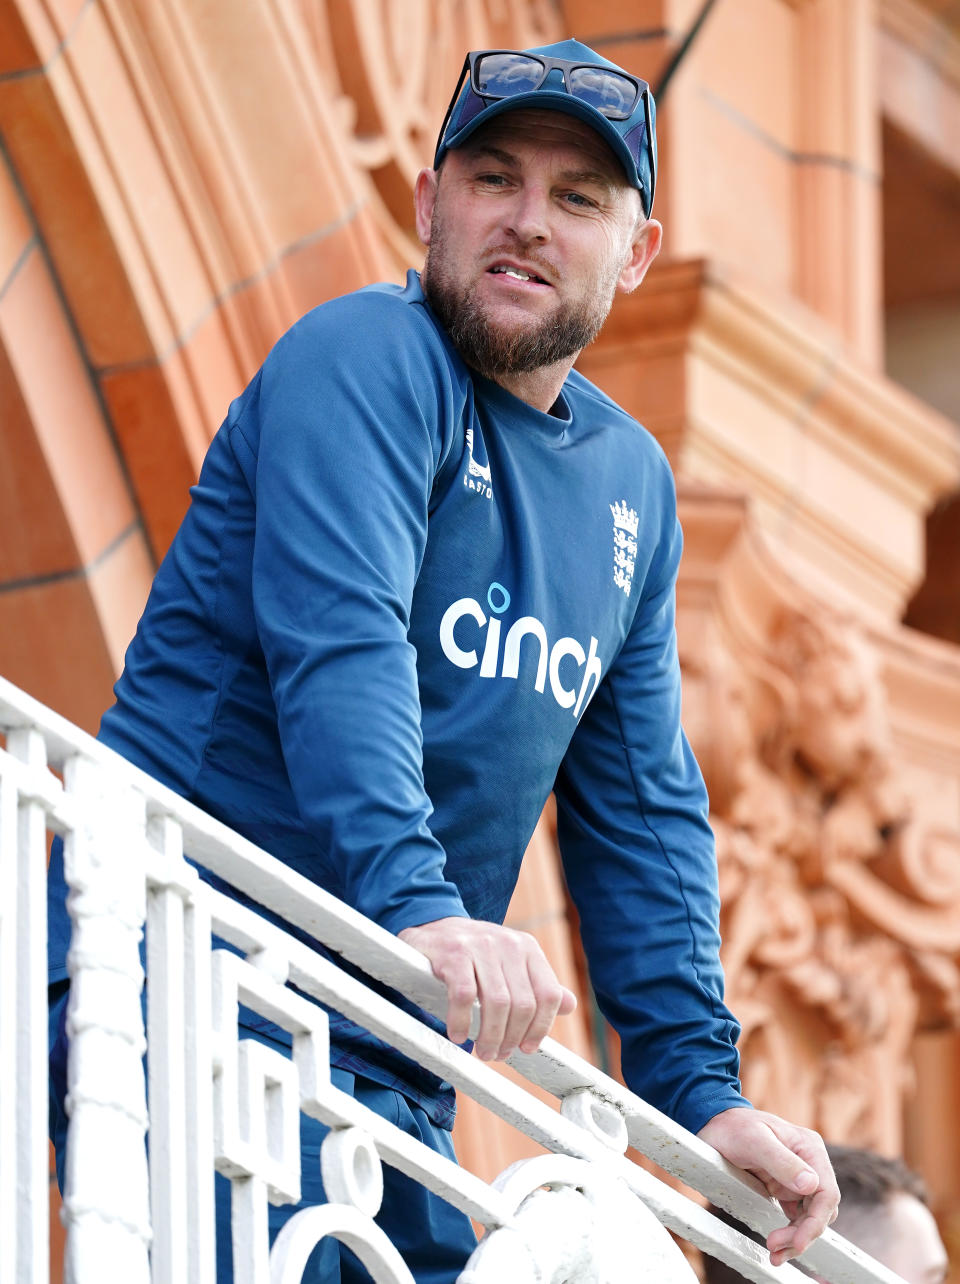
616, 216, 662, 294
414, 168, 439, 246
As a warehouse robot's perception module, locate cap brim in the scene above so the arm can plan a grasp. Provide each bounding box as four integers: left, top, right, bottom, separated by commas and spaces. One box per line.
435, 91, 642, 193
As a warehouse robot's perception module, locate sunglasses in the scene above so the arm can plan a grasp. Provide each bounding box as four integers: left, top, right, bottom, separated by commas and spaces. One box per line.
435, 50, 656, 215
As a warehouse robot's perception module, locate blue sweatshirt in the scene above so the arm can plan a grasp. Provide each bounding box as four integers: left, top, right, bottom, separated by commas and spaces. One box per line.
48, 271, 748, 1132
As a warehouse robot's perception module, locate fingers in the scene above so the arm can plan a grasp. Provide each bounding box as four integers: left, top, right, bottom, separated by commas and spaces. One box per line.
756, 1115, 838, 1261
697, 1108, 840, 1265
517, 950, 570, 1054
767, 1184, 839, 1263
438, 941, 481, 1047
474, 955, 512, 1060
397, 917, 575, 1060
765, 1193, 835, 1266
764, 1181, 838, 1263
489, 943, 570, 1059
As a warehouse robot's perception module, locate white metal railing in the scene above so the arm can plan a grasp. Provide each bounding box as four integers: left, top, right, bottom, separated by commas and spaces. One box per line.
0, 672, 907, 1284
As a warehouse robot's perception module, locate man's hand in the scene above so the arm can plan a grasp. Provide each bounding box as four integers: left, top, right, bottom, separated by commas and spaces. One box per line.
398, 917, 577, 1061
698, 1108, 840, 1266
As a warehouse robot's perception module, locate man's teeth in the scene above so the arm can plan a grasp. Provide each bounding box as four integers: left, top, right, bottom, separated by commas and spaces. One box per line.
491, 266, 537, 282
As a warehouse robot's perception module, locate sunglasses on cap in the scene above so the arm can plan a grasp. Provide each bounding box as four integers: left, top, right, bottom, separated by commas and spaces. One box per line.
433, 48, 657, 217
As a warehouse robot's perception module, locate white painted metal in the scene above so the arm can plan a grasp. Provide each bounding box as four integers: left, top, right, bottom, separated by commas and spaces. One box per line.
271, 1203, 416, 1284
146, 813, 217, 1284
0, 672, 910, 1284
60, 754, 152, 1284
462, 1153, 698, 1283
15, 727, 51, 1284
0, 753, 17, 1284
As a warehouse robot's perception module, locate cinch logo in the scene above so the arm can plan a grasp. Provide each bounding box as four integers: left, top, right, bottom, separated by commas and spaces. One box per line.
439, 582, 602, 719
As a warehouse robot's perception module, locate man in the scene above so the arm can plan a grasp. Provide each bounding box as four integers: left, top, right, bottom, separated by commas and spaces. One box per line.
703, 1145, 949, 1284
48, 39, 839, 1281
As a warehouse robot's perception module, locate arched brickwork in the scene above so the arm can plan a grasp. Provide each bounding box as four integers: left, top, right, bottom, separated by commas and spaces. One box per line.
0, 0, 398, 729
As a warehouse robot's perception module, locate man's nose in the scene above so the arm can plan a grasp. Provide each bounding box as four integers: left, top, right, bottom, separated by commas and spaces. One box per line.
504, 185, 551, 243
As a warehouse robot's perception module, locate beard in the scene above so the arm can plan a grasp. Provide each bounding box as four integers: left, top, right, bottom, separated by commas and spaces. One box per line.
421, 204, 621, 379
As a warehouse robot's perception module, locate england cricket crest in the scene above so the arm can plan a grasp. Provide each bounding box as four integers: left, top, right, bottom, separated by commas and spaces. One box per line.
610, 500, 638, 596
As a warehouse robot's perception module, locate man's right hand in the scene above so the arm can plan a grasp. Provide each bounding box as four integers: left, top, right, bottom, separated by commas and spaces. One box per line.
398, 917, 577, 1062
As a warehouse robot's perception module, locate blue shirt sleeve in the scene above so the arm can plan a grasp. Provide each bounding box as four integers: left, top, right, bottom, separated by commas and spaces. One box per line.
554, 457, 750, 1134
249, 295, 469, 935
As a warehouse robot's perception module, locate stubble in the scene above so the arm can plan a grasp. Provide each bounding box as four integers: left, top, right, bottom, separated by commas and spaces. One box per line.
421, 194, 622, 379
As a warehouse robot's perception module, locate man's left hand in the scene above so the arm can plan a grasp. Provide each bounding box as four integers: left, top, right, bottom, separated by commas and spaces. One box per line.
697, 1108, 840, 1266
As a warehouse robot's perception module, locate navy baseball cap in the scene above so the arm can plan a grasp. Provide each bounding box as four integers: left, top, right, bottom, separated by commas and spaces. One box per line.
433, 39, 657, 217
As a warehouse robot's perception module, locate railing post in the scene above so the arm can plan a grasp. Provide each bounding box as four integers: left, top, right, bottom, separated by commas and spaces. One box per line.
0, 728, 54, 1284
15, 729, 51, 1284
60, 756, 151, 1284
146, 812, 216, 1284
0, 753, 18, 1284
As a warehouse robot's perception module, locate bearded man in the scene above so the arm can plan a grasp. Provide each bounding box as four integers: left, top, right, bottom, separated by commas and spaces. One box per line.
48, 39, 839, 1283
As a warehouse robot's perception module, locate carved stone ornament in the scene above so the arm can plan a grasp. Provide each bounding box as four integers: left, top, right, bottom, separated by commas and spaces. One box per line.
686, 605, 960, 1151
299, 1, 562, 260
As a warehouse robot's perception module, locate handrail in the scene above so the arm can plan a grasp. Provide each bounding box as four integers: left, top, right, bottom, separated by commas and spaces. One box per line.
0, 673, 907, 1284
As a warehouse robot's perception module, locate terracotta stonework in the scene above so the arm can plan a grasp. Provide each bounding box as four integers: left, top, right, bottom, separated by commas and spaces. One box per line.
676, 489, 960, 1148
2, 1, 960, 1278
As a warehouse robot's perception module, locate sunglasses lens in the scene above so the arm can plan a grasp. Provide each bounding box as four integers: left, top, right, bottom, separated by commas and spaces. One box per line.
474, 53, 544, 96
568, 67, 637, 118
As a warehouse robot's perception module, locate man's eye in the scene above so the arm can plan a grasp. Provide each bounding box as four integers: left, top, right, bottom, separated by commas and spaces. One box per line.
563, 192, 595, 209
477, 172, 509, 186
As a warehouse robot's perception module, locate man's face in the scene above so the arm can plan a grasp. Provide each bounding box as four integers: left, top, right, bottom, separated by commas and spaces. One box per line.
815, 1193, 948, 1284
415, 108, 660, 380
878, 1194, 949, 1284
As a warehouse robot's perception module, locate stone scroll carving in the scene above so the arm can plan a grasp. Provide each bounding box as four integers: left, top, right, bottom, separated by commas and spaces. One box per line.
298, 1, 562, 258
684, 608, 960, 1151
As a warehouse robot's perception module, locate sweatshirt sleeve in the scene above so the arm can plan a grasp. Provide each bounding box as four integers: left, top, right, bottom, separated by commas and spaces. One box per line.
248, 295, 469, 935
554, 456, 750, 1134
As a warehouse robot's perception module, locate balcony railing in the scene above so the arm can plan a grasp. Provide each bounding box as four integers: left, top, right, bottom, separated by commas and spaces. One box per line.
0, 673, 908, 1284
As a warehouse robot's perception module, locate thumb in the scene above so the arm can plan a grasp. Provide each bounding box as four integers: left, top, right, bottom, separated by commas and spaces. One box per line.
700, 1110, 818, 1194
784, 1162, 818, 1195
748, 1122, 819, 1195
